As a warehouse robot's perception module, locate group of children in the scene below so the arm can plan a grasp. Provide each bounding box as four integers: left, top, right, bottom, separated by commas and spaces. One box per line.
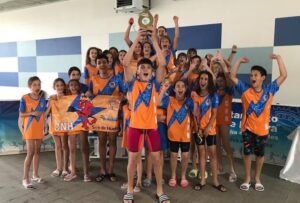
18, 14, 287, 203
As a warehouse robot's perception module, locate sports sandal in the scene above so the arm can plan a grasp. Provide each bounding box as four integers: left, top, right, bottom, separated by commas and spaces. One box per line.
213, 184, 227, 192
63, 174, 77, 182
31, 176, 45, 184
108, 173, 117, 182
168, 178, 177, 187
51, 169, 61, 177
156, 194, 170, 203
95, 174, 106, 182
255, 183, 264, 192
133, 184, 142, 193
188, 169, 198, 178
228, 172, 237, 182
240, 182, 251, 191
142, 178, 152, 187
61, 170, 69, 177
22, 180, 35, 189
123, 193, 134, 203
194, 183, 205, 191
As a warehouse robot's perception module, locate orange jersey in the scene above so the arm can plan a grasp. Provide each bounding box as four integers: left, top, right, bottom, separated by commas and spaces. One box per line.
192, 91, 219, 135
114, 63, 124, 75
236, 80, 279, 136
216, 87, 233, 126
89, 74, 125, 96
188, 70, 200, 85
84, 64, 98, 85
19, 94, 47, 140
157, 108, 167, 124
128, 78, 160, 129
161, 96, 194, 142
121, 104, 131, 148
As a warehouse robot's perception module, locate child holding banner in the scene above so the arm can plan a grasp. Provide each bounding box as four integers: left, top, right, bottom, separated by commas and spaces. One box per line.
230, 54, 287, 191
19, 76, 47, 189
45, 78, 70, 178
86, 54, 126, 182
123, 14, 170, 203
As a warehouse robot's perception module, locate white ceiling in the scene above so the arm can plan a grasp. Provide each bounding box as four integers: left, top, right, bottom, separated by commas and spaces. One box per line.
0, 0, 68, 12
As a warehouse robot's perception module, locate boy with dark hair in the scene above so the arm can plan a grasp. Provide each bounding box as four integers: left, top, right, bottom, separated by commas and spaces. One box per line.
230, 54, 287, 192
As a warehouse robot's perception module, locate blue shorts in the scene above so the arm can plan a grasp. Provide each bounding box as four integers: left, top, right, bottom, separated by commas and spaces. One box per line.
158, 122, 169, 151
242, 130, 268, 157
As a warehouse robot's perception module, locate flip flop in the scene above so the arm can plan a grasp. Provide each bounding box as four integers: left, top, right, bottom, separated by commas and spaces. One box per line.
255, 183, 264, 192
156, 194, 170, 203
213, 184, 227, 192
61, 170, 69, 177
84, 175, 92, 182
180, 179, 189, 188
63, 174, 77, 182
168, 178, 177, 188
22, 180, 35, 190
51, 169, 61, 177
228, 172, 237, 182
31, 177, 45, 184
108, 173, 117, 182
240, 182, 251, 191
123, 193, 134, 203
133, 184, 142, 193
95, 174, 106, 182
194, 183, 205, 191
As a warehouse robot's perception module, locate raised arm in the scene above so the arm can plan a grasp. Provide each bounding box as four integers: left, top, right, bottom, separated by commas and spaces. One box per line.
216, 51, 234, 86
230, 57, 250, 85
123, 29, 144, 82
124, 18, 134, 47
181, 61, 198, 80
227, 45, 237, 63
172, 16, 180, 50
270, 54, 287, 86
157, 81, 170, 106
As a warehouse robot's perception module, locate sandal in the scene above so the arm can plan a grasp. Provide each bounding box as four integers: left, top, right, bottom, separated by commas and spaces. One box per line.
255, 183, 264, 192
168, 178, 177, 188
108, 173, 117, 182
142, 178, 152, 187
123, 193, 134, 203
228, 172, 237, 182
95, 174, 106, 182
194, 183, 205, 191
63, 174, 77, 182
133, 184, 141, 193
22, 180, 35, 189
121, 182, 128, 190
180, 179, 189, 188
188, 169, 198, 178
156, 194, 170, 203
61, 170, 69, 177
240, 182, 251, 191
51, 169, 61, 177
213, 184, 227, 192
84, 175, 92, 182
31, 176, 45, 184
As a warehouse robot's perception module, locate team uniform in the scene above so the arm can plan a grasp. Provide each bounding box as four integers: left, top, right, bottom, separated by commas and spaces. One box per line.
127, 77, 161, 152
114, 63, 124, 75
19, 94, 47, 140
216, 87, 234, 126
192, 91, 219, 146
235, 79, 279, 157
157, 108, 169, 151
84, 64, 98, 85
121, 104, 131, 149
161, 96, 194, 153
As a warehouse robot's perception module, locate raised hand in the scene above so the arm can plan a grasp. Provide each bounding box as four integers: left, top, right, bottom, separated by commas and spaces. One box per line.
270, 54, 281, 60
232, 45, 237, 53
238, 57, 250, 63
173, 16, 179, 22
129, 17, 134, 25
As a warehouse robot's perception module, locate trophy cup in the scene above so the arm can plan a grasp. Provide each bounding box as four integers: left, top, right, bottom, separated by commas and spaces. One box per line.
138, 8, 153, 31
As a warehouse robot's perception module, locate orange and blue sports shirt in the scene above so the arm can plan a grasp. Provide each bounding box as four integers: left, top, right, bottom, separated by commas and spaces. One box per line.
216, 87, 234, 126
121, 104, 131, 148
192, 91, 219, 135
89, 73, 126, 96
84, 64, 98, 85
127, 77, 160, 129
236, 79, 279, 136
19, 94, 47, 140
161, 96, 194, 142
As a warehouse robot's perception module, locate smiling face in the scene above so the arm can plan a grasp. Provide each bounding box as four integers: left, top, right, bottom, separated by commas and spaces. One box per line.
96, 58, 108, 71
143, 43, 152, 56
160, 37, 170, 51
89, 48, 98, 62
174, 80, 186, 100
54, 80, 65, 94
199, 73, 209, 91
118, 51, 126, 64
106, 53, 113, 66
68, 81, 80, 95
134, 43, 142, 56
178, 54, 187, 65
250, 70, 265, 89
138, 63, 153, 82
70, 70, 81, 80
158, 27, 167, 37
29, 80, 41, 95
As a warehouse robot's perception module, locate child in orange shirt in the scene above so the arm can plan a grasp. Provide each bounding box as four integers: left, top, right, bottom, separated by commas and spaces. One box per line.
19, 76, 47, 189
192, 71, 227, 192
230, 54, 287, 191
83, 47, 101, 85
45, 78, 69, 178
158, 79, 195, 188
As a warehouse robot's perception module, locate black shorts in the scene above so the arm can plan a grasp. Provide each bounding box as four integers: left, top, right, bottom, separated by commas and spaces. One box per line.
242, 130, 268, 157
195, 134, 217, 146
169, 141, 190, 153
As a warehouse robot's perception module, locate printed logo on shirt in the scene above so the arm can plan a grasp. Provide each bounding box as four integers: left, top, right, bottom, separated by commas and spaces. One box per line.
109, 82, 116, 88
206, 99, 211, 106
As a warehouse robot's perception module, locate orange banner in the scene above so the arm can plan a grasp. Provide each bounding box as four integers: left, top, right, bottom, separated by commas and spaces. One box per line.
49, 95, 121, 133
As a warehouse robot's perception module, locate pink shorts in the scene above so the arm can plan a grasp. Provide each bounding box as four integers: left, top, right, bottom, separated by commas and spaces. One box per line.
127, 127, 161, 152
